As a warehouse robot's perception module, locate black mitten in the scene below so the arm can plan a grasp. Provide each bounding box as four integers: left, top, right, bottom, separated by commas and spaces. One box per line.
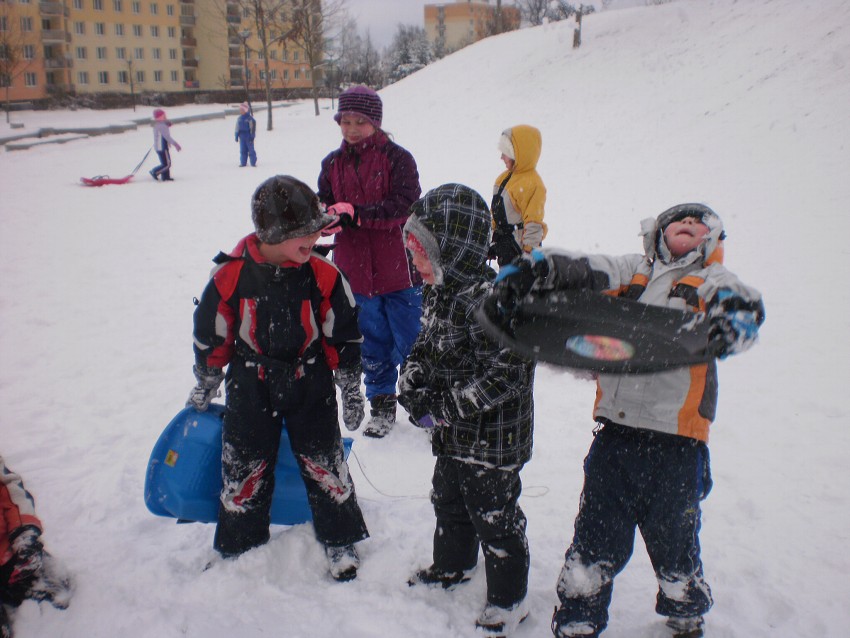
186, 364, 225, 411
335, 366, 364, 431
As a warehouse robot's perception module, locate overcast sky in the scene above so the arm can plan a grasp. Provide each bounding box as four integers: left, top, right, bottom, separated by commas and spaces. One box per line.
344, 0, 429, 49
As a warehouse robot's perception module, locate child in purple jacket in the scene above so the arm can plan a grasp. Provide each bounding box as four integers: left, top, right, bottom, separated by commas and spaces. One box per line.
318, 86, 423, 439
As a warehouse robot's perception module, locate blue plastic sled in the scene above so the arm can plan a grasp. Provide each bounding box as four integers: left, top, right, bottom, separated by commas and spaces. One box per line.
144, 404, 353, 526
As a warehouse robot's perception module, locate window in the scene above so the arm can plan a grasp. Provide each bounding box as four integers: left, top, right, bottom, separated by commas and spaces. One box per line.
270, 50, 276, 60
150, 3, 158, 15
152, 48, 160, 59
25, 72, 37, 87
133, 24, 142, 37
113, 0, 123, 11
270, 70, 277, 80
134, 47, 143, 59
95, 23, 105, 35
132, 1, 140, 13
0, 17, 6, 33
154, 70, 162, 82
283, 69, 289, 80
135, 70, 144, 82
76, 46, 87, 59
167, 26, 175, 38
166, 4, 173, 16
73, 0, 83, 9
93, 0, 103, 10
96, 46, 107, 59
150, 25, 159, 38
168, 48, 176, 59
118, 70, 128, 83
98, 71, 108, 84
74, 22, 85, 35
294, 69, 300, 79
23, 45, 35, 60
116, 47, 126, 59
293, 51, 299, 62
281, 50, 288, 62
20, 17, 33, 32
170, 70, 178, 82
115, 23, 124, 36
77, 71, 89, 85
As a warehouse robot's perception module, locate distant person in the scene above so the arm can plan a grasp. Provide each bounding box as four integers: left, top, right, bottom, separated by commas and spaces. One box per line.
234, 102, 257, 167
149, 108, 182, 182
400, 184, 536, 638
318, 85, 423, 438
488, 125, 547, 267
188, 175, 369, 581
494, 204, 765, 638
1, 454, 73, 637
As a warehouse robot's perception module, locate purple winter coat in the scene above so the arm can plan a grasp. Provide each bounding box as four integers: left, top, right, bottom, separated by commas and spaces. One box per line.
318, 130, 422, 298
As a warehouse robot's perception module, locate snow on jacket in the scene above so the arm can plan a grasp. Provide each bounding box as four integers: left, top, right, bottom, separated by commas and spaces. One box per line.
152, 120, 179, 151
235, 113, 256, 140
399, 184, 535, 467
542, 206, 764, 443
318, 129, 422, 298
192, 234, 362, 378
1, 455, 42, 567
493, 125, 548, 251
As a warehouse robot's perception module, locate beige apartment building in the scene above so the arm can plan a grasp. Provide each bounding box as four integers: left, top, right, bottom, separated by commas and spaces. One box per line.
424, 0, 520, 54
0, 0, 315, 104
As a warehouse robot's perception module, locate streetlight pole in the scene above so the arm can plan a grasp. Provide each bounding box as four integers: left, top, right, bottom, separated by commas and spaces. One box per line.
239, 30, 252, 110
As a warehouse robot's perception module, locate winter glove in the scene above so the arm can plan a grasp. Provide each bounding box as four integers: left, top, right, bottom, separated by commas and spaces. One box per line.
334, 366, 365, 431
186, 364, 225, 412
174, 143, 182, 152
321, 203, 358, 236
493, 249, 550, 318
399, 388, 443, 428
5, 527, 72, 610
706, 290, 764, 359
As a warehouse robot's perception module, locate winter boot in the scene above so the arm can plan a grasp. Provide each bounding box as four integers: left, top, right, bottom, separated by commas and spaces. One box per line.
362, 394, 397, 438
666, 615, 704, 638
475, 599, 529, 637
325, 544, 359, 582
407, 564, 474, 590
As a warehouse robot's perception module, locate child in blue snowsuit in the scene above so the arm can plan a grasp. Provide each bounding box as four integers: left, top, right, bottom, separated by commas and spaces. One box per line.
150, 108, 182, 181
495, 204, 765, 638
235, 102, 257, 167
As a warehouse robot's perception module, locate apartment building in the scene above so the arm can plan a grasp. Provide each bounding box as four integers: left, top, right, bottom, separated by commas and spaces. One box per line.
424, 0, 520, 54
0, 0, 315, 104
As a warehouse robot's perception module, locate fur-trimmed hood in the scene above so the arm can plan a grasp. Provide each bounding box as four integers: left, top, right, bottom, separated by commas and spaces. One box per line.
641, 203, 725, 266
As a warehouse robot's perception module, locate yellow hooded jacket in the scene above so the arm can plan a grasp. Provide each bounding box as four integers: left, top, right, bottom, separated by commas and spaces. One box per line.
494, 124, 548, 251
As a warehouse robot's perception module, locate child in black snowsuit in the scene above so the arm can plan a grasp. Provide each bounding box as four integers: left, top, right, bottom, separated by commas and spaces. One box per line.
494, 203, 765, 638
399, 184, 535, 637
188, 175, 369, 581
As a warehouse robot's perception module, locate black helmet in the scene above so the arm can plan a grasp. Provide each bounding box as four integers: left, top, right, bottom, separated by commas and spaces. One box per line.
251, 175, 335, 244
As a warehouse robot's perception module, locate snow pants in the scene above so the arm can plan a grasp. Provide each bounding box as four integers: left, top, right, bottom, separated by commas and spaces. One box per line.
430, 457, 529, 608
152, 145, 172, 180
238, 135, 256, 167
354, 286, 422, 401
214, 357, 369, 557
552, 423, 713, 636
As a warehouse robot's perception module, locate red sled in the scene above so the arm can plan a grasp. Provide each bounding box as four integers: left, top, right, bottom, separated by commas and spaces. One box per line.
80, 174, 134, 187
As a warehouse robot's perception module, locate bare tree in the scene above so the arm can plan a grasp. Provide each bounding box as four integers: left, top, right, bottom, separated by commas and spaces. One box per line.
280, 0, 346, 116
517, 0, 550, 26
0, 3, 35, 123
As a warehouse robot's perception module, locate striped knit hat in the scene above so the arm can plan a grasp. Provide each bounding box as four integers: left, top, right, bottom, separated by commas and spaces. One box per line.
334, 85, 382, 128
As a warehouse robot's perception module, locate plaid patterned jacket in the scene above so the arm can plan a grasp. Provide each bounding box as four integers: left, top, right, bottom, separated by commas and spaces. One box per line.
400, 184, 535, 467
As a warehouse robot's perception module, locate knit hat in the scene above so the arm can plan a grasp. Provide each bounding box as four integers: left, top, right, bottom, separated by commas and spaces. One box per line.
239, 102, 250, 114
334, 85, 382, 128
153, 108, 166, 120
251, 175, 335, 244
498, 129, 515, 160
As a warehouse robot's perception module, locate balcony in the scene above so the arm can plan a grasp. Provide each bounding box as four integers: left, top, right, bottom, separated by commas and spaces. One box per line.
226, 15, 242, 25
44, 57, 72, 69
182, 58, 199, 68
40, 30, 68, 43
39, 2, 68, 16
184, 80, 200, 89
229, 57, 243, 67
181, 36, 196, 47
179, 16, 196, 26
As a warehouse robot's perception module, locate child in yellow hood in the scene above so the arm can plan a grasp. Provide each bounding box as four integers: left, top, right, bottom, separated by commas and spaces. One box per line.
488, 124, 548, 266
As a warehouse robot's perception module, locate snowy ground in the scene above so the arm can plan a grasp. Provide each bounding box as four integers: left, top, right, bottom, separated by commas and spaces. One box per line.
1, 0, 849, 636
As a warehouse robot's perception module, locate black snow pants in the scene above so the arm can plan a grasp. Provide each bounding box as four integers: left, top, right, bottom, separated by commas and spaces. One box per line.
214, 356, 368, 556
430, 456, 529, 607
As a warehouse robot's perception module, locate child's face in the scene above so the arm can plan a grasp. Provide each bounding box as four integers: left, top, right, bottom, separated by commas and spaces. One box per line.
339, 114, 376, 144
501, 154, 515, 170
259, 231, 322, 265
663, 216, 710, 258
410, 250, 436, 285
